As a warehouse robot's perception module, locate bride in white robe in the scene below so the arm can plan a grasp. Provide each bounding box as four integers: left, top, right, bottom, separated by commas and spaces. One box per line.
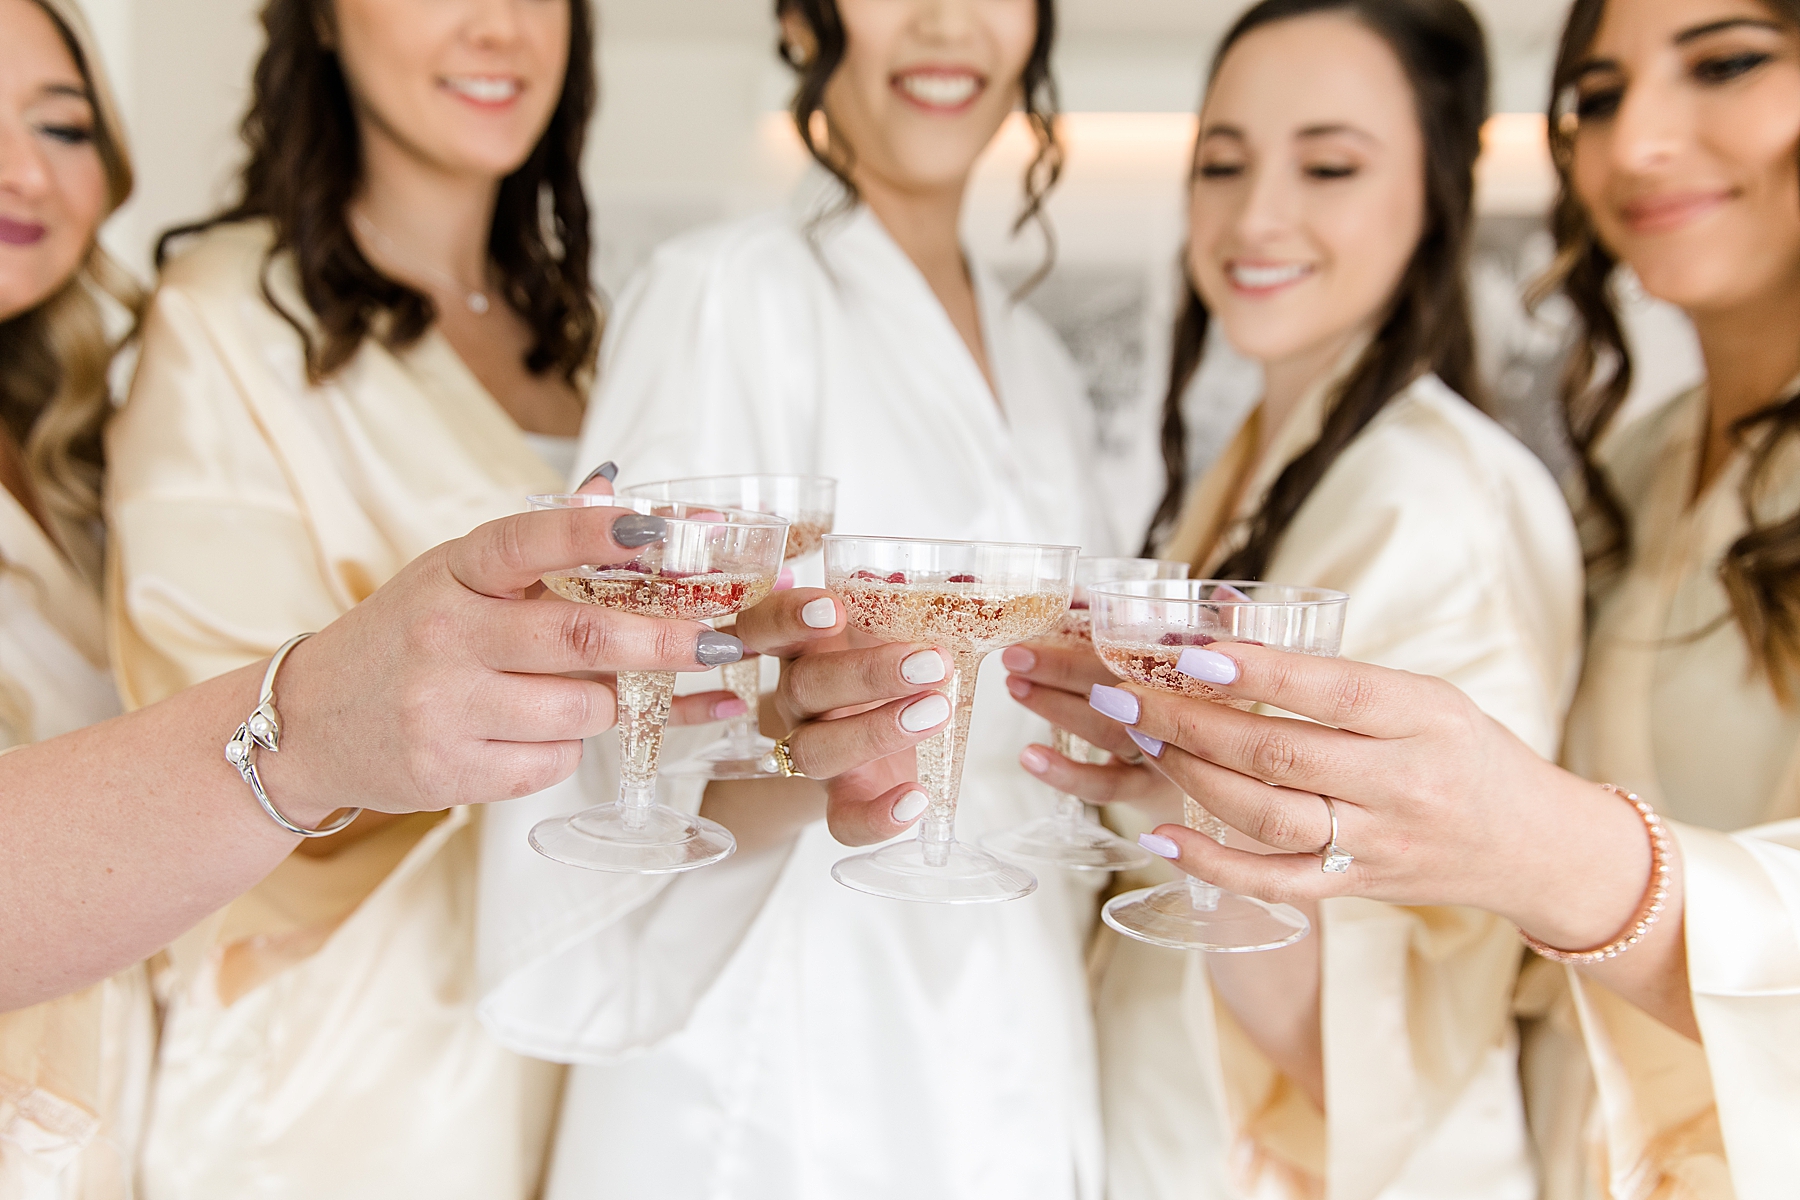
476, 2, 1118, 1195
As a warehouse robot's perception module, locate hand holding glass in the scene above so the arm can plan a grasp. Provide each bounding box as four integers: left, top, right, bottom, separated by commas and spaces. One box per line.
1089, 580, 1347, 950
526, 493, 789, 873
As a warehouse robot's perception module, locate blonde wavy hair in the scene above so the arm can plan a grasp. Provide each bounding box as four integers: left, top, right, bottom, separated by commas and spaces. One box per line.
0, 0, 140, 742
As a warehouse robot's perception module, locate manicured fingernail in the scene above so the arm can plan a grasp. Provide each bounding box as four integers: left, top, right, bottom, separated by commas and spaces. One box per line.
801, 596, 837, 628
713, 697, 749, 719
1001, 646, 1035, 672
1021, 745, 1050, 774
1127, 728, 1164, 759
1176, 647, 1238, 685
1089, 683, 1140, 725
775, 567, 796, 591
900, 649, 946, 684
900, 693, 950, 733
695, 631, 744, 666
1139, 832, 1180, 859
581, 460, 618, 488
892, 791, 929, 824
612, 512, 666, 548
1006, 675, 1030, 700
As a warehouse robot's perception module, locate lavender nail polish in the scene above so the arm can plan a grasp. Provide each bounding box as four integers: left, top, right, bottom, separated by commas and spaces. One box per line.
1139, 833, 1180, 859
1127, 728, 1164, 759
696, 631, 744, 666
1089, 683, 1140, 725
1176, 647, 1239, 686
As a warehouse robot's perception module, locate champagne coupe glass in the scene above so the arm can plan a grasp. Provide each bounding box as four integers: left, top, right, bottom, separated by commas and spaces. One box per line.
824, 535, 1077, 903
1090, 579, 1347, 950
619, 475, 837, 780
983, 556, 1191, 871
526, 493, 789, 873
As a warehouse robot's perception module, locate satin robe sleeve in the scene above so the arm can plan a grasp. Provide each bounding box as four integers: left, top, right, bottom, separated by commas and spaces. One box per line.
1563, 817, 1800, 1198
478, 228, 814, 1059
1190, 389, 1585, 1199
106, 280, 352, 706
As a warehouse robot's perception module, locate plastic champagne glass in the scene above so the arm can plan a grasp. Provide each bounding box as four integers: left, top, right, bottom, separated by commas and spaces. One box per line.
983, 556, 1191, 871
824, 535, 1077, 903
526, 493, 789, 873
1089, 579, 1347, 950
619, 475, 837, 781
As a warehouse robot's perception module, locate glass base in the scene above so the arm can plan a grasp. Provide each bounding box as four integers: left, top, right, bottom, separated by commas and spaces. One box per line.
1102, 880, 1310, 952
832, 838, 1038, 904
665, 732, 784, 782
982, 816, 1155, 872
529, 802, 736, 874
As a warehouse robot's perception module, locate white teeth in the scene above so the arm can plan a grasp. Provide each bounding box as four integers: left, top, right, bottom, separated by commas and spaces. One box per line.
1230, 262, 1311, 289
897, 73, 979, 107
444, 76, 519, 103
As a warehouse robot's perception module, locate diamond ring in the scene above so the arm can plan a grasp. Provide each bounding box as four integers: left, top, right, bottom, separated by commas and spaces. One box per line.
1319, 796, 1353, 874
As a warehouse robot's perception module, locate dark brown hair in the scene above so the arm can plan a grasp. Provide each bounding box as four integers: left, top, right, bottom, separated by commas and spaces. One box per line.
1142, 0, 1488, 576
774, 0, 1063, 285
1540, 0, 1800, 698
156, 0, 599, 386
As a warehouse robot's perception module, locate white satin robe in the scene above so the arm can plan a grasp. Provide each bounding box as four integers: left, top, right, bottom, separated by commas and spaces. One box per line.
1104, 372, 1586, 1200
475, 193, 1116, 1199
0, 490, 153, 1200
104, 221, 565, 1199
1560, 386, 1800, 1199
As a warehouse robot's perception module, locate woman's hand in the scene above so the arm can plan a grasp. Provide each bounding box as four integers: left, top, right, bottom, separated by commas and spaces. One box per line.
263, 501, 748, 819
1080, 643, 1650, 934
1000, 638, 1186, 824
719, 593, 953, 849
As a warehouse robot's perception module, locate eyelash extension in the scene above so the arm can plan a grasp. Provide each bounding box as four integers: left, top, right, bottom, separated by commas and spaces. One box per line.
1306, 164, 1358, 179
1197, 163, 1245, 179
1693, 50, 1773, 84
38, 123, 94, 146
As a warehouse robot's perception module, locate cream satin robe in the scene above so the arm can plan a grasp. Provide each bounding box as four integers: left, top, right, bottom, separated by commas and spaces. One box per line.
1102, 372, 1585, 1200
0, 492, 153, 1200
1560, 387, 1800, 1200
475, 192, 1116, 1199
104, 221, 564, 1199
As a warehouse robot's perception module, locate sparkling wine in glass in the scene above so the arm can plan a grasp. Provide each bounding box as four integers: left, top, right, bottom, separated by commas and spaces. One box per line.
823, 535, 1077, 903
526, 493, 789, 873
1089, 579, 1347, 950
983, 556, 1191, 871
619, 475, 837, 781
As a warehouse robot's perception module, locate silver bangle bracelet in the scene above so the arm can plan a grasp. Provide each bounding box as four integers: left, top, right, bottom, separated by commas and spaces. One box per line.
225, 632, 362, 839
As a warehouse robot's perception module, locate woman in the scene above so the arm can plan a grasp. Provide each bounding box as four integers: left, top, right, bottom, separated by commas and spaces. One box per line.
1077, 0, 1800, 1194
106, 1, 943, 1193
1001, 1, 1586, 1196
480, 1, 1112, 1196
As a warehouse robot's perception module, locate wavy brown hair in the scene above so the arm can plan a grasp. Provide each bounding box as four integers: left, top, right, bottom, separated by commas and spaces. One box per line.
156, 0, 599, 387
774, 0, 1063, 288
1540, 0, 1800, 699
0, 0, 143, 582
1142, 0, 1488, 576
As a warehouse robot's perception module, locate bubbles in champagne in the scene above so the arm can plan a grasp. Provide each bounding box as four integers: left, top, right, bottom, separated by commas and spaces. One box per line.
544, 571, 774, 619
1093, 639, 1255, 709
830, 577, 1069, 654
783, 517, 833, 561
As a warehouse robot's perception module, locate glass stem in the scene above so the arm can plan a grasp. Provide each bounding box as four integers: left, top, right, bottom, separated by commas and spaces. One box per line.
914, 651, 983, 868
1183, 794, 1226, 911
616, 669, 677, 832
719, 656, 761, 754
1050, 726, 1094, 834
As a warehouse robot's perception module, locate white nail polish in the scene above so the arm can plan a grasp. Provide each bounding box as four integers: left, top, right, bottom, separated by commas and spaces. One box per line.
900, 649, 946, 684
900, 693, 951, 733
891, 791, 929, 823
801, 597, 837, 629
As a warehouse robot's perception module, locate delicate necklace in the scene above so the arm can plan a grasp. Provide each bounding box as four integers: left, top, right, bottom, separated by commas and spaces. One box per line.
351, 211, 491, 315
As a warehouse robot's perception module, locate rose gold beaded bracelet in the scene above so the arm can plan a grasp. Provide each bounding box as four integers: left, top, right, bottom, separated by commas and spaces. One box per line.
1520, 784, 1673, 964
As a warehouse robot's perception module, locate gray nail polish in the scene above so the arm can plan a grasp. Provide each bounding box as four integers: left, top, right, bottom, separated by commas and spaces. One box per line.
696, 631, 744, 666
612, 513, 666, 548
581, 460, 619, 488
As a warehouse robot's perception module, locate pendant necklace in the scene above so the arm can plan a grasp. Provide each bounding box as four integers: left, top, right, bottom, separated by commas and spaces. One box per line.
352, 211, 492, 315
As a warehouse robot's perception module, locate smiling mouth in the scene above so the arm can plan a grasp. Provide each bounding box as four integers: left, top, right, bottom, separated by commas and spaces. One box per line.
892, 70, 984, 113
1620, 190, 1732, 235
0, 216, 48, 246
1227, 261, 1315, 293
441, 75, 522, 106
